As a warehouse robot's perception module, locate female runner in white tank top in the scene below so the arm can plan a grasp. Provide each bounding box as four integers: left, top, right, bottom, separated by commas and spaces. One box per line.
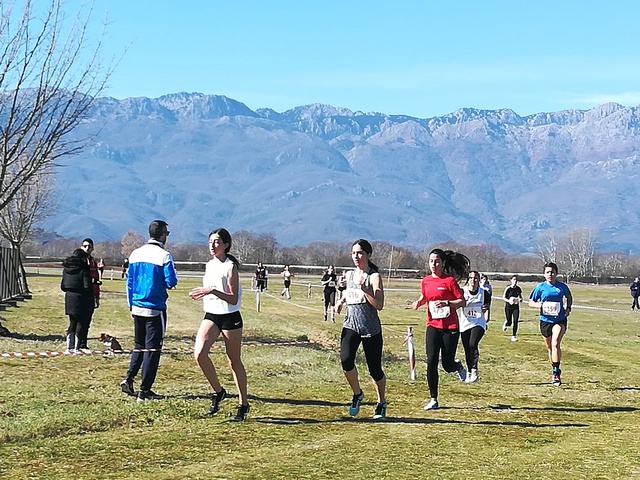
189, 228, 249, 422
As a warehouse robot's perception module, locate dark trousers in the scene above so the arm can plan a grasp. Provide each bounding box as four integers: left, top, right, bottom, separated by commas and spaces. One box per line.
632, 296, 639, 310
460, 326, 485, 371
67, 314, 90, 349
426, 326, 460, 399
504, 305, 520, 336
126, 312, 166, 392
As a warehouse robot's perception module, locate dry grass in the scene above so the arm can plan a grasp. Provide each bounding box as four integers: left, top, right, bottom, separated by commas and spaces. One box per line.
1, 274, 639, 479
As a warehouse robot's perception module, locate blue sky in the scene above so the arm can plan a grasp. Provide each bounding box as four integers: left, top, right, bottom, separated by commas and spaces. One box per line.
67, 0, 640, 118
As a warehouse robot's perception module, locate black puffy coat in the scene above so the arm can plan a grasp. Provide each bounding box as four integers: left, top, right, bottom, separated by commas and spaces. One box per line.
60, 256, 93, 316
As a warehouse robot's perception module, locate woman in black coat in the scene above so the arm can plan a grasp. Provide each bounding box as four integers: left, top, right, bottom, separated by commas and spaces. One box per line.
60, 248, 93, 352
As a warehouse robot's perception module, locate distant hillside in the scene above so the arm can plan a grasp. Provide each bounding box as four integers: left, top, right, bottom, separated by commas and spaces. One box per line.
48, 93, 640, 253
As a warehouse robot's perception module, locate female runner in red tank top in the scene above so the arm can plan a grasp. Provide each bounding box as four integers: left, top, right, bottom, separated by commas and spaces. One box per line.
412, 248, 470, 410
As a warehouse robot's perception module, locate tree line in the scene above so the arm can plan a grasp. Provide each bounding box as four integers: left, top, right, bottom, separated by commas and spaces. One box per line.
22, 227, 640, 281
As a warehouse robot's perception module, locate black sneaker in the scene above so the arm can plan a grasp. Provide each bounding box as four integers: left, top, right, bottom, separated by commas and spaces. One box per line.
137, 390, 164, 403
373, 402, 387, 420
120, 377, 135, 396
231, 403, 250, 422
208, 387, 227, 415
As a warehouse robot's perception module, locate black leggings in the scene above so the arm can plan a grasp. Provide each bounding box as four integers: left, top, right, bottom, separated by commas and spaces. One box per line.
460, 326, 485, 371
426, 326, 460, 399
340, 328, 385, 382
323, 290, 336, 309
504, 305, 520, 336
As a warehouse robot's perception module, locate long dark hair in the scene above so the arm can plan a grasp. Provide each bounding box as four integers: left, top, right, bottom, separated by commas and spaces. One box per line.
353, 239, 379, 273
429, 248, 470, 282
210, 228, 239, 267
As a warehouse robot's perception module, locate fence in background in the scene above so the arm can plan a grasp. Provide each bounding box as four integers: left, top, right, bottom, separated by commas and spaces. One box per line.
0, 245, 29, 307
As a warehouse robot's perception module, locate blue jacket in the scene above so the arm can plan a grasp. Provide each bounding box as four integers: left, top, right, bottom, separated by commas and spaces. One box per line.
127, 240, 178, 312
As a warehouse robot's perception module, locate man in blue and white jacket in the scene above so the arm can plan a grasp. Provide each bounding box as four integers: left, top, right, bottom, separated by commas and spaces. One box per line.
120, 220, 178, 402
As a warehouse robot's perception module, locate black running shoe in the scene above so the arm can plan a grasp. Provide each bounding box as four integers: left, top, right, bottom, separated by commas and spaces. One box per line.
373, 402, 387, 420
208, 387, 227, 415
120, 377, 135, 396
231, 403, 250, 422
137, 390, 164, 403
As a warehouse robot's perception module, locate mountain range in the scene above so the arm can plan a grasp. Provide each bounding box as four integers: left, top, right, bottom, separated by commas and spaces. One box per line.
48, 93, 640, 253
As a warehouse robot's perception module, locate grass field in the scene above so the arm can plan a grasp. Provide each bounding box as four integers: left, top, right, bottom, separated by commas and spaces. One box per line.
1, 273, 639, 479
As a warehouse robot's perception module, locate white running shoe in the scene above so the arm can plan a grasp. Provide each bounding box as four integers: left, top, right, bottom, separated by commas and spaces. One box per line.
466, 368, 478, 383
423, 398, 439, 410
511, 336, 518, 342
502, 321, 508, 331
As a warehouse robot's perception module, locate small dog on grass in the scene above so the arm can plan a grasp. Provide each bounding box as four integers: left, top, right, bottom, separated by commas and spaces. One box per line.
97, 332, 123, 352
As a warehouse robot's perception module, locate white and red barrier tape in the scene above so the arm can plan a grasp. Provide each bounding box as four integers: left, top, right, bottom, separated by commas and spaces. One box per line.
0, 340, 318, 358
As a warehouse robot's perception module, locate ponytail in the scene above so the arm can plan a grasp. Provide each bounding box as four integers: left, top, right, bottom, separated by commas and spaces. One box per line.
429, 248, 470, 282
209, 228, 240, 268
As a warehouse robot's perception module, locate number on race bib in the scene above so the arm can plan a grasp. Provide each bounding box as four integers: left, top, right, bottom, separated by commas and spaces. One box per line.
542, 301, 561, 317
429, 301, 451, 319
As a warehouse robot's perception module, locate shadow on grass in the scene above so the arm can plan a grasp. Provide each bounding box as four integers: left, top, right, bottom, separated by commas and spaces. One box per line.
249, 394, 344, 408
2, 332, 65, 342
254, 415, 589, 428
489, 404, 638, 413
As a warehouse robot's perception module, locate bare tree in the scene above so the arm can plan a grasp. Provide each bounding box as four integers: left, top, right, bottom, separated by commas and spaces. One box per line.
595, 252, 626, 278
121, 230, 145, 258
232, 230, 258, 264
0, 0, 112, 212
536, 233, 557, 264
560, 229, 596, 278
0, 170, 55, 291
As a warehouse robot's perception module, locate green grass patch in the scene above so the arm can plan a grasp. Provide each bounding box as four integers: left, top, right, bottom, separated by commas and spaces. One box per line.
1, 276, 640, 478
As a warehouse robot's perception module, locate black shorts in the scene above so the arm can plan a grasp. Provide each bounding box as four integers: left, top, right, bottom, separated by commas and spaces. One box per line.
540, 320, 567, 338
204, 311, 243, 331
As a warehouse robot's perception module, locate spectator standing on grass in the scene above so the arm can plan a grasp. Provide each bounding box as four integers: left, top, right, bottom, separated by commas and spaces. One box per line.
335, 239, 387, 420
121, 258, 129, 278
97, 258, 105, 280
79, 238, 100, 348
412, 248, 470, 411
189, 228, 250, 422
255, 262, 268, 292
528, 262, 573, 386
60, 248, 93, 353
458, 271, 490, 383
120, 220, 178, 402
502, 275, 523, 341
630, 277, 640, 311
280, 265, 294, 299
321, 265, 337, 323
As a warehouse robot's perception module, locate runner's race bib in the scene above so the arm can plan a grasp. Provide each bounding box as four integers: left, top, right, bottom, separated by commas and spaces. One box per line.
463, 305, 482, 319
429, 301, 451, 319
542, 301, 561, 317
328, 281, 336, 287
